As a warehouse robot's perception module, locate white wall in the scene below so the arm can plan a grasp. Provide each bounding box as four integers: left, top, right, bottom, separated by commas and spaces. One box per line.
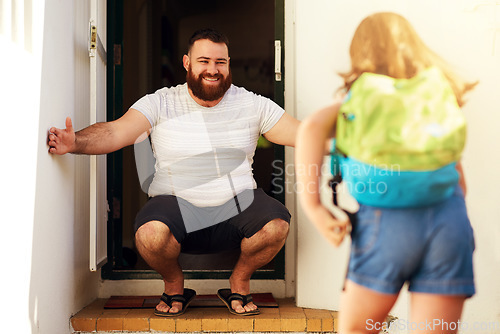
0, 0, 43, 331
292, 0, 500, 326
0, 1, 101, 333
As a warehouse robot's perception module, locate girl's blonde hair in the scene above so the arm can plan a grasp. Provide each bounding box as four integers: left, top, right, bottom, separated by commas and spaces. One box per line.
340, 12, 477, 107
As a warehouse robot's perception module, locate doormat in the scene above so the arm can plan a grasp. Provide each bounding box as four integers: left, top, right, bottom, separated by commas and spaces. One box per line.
104, 292, 278, 309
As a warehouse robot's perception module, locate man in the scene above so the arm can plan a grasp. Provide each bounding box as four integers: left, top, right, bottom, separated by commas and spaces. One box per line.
48, 28, 299, 316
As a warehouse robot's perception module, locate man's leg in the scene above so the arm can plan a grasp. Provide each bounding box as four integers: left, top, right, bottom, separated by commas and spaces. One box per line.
135, 220, 184, 314
229, 218, 289, 313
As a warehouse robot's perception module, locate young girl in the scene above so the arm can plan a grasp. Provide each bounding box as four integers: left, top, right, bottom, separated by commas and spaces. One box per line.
295, 12, 477, 334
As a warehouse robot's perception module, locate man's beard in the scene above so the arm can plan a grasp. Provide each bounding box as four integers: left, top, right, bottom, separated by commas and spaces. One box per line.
187, 66, 232, 102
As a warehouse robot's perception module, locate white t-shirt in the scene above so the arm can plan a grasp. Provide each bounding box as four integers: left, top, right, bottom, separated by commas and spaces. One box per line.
131, 83, 285, 207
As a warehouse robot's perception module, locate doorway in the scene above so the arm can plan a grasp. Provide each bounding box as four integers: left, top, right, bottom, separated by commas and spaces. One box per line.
103, 0, 285, 280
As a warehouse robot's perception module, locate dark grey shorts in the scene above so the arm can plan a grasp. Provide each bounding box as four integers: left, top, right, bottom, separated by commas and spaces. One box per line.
134, 188, 291, 254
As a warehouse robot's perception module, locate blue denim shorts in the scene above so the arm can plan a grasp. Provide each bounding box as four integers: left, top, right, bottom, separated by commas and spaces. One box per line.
347, 186, 475, 297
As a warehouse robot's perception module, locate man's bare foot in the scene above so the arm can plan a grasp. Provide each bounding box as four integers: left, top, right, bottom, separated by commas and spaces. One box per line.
217, 288, 260, 316
154, 289, 196, 317
156, 300, 183, 314
155, 280, 185, 315
228, 277, 259, 314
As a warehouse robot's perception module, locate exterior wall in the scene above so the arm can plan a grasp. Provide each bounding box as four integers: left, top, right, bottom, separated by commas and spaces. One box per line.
292, 0, 500, 325
1, 0, 101, 332
0, 0, 43, 330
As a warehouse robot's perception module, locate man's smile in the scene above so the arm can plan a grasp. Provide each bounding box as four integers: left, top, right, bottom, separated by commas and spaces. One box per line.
203, 76, 220, 82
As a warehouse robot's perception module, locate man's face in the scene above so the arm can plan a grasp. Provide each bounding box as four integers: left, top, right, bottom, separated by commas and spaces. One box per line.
184, 39, 232, 102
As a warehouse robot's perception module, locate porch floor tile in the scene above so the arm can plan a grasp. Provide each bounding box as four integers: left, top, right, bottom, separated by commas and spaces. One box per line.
71, 298, 338, 333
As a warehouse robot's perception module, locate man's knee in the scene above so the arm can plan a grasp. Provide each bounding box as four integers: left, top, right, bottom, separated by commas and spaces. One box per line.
135, 220, 178, 250
262, 219, 290, 243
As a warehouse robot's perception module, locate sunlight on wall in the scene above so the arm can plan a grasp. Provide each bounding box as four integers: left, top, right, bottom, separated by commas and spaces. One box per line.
0, 0, 44, 331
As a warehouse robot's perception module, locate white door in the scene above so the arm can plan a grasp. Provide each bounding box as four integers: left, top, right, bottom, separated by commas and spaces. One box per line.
89, 0, 107, 271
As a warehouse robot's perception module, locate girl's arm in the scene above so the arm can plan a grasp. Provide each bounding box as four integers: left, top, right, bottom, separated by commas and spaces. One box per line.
295, 100, 349, 247
456, 160, 467, 196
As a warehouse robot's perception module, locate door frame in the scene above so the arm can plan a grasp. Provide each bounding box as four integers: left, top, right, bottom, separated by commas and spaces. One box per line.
102, 0, 287, 281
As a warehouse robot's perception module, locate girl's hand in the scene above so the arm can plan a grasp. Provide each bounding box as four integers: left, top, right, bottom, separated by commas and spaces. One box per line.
307, 204, 350, 247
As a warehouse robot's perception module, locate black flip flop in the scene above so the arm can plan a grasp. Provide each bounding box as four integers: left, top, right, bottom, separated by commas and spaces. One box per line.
217, 288, 260, 316
154, 288, 196, 317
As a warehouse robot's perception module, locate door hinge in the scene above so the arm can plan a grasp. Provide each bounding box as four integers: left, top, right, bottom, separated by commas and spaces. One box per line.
113, 197, 121, 219
89, 20, 107, 62
274, 40, 282, 82
89, 22, 97, 57
106, 200, 110, 221
114, 44, 122, 65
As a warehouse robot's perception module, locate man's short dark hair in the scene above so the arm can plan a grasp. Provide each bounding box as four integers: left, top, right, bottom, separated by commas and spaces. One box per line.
187, 28, 230, 54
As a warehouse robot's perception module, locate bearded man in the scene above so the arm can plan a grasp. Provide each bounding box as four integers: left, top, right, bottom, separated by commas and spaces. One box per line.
48, 28, 299, 317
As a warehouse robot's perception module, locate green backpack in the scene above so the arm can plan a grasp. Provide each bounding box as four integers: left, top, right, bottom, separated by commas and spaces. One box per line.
333, 67, 466, 207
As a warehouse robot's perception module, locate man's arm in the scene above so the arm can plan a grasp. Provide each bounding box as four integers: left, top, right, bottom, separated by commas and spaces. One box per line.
48, 108, 151, 155
262, 112, 300, 147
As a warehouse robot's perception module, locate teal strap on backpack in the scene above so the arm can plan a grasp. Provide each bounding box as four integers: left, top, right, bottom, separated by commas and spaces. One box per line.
339, 157, 459, 207
329, 139, 342, 177
335, 67, 465, 207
